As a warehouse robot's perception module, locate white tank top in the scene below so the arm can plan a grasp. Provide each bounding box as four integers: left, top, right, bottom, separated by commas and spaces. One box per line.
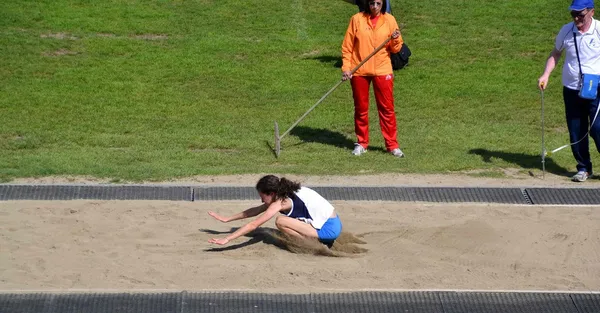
285, 187, 335, 229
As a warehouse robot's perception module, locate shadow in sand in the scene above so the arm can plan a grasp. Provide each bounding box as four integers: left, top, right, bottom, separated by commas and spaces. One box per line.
199, 228, 230, 235
308, 55, 342, 68
468, 148, 570, 176
202, 228, 370, 257
290, 126, 387, 153
201, 227, 286, 252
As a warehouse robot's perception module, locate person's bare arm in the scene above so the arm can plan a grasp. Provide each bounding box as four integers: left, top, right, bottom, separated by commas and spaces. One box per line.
208, 200, 290, 245
207, 203, 268, 223
538, 48, 562, 90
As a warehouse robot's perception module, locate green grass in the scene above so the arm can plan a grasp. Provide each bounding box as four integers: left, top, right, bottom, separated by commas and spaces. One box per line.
0, 0, 580, 181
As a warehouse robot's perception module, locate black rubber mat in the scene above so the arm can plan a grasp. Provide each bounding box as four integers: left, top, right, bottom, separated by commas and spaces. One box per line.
193, 186, 528, 204
185, 292, 311, 313
1, 184, 600, 205
0, 185, 192, 201
193, 187, 258, 201
0, 293, 49, 313
0, 292, 182, 313
309, 291, 443, 313
311, 187, 413, 201
2, 291, 598, 313
525, 188, 600, 205
439, 292, 579, 313
571, 293, 600, 313
404, 187, 526, 204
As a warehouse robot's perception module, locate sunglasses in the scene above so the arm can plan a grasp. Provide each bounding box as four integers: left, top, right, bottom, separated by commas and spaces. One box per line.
570, 10, 589, 18
369, 1, 382, 6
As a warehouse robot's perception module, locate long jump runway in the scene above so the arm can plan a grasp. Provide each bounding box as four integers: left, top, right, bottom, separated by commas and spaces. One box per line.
1, 184, 600, 312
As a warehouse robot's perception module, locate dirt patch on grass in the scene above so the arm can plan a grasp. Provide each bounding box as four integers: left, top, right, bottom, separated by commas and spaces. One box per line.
40, 33, 78, 40
133, 34, 169, 40
42, 49, 78, 57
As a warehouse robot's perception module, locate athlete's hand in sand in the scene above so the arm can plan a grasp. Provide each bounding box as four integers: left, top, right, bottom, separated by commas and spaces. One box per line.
208, 211, 228, 223
208, 237, 230, 245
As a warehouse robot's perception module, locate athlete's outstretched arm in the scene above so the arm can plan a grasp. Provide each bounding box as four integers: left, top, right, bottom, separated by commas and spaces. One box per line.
207, 203, 268, 223
208, 201, 286, 245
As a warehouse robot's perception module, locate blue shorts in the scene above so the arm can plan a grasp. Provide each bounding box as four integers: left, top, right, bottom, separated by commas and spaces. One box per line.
316, 215, 342, 241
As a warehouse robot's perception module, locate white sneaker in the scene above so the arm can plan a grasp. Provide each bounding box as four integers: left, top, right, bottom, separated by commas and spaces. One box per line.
572, 171, 589, 182
352, 144, 367, 156
391, 148, 405, 158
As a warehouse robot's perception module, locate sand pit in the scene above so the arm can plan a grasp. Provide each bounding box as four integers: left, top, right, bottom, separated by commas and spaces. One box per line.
1, 199, 599, 293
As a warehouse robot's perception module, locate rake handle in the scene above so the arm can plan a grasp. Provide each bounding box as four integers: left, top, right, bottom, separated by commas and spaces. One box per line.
541, 87, 545, 179
278, 36, 393, 141
278, 80, 344, 140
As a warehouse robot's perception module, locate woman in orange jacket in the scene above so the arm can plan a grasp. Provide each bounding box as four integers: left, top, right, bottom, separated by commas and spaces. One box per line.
341, 0, 404, 157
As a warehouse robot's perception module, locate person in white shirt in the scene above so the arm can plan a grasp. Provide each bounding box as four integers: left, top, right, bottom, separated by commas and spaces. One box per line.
207, 175, 342, 246
538, 0, 600, 182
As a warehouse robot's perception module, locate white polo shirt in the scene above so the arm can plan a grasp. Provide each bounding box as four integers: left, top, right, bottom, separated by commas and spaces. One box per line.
555, 19, 600, 90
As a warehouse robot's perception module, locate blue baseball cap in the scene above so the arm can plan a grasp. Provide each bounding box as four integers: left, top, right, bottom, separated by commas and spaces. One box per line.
569, 0, 594, 11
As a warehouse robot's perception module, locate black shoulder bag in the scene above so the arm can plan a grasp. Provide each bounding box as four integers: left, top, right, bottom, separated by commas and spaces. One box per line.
391, 43, 411, 70
388, 6, 411, 70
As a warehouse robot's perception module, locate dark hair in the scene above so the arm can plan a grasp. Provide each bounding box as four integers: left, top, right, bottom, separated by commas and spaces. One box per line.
361, 0, 388, 15
256, 175, 301, 200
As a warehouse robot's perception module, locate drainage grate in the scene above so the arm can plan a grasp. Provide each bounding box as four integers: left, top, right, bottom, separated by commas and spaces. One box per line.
193, 187, 257, 201
570, 293, 600, 313
0, 292, 183, 313
521, 188, 533, 205
1, 291, 594, 313
438, 292, 579, 313
193, 186, 528, 204
525, 188, 600, 205
312, 187, 413, 201
310, 291, 443, 313
185, 292, 311, 313
0, 185, 192, 201
2, 185, 600, 205
406, 187, 526, 204
0, 293, 50, 313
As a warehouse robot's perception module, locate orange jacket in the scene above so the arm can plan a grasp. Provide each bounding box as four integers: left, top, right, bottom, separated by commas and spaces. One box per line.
341, 12, 403, 76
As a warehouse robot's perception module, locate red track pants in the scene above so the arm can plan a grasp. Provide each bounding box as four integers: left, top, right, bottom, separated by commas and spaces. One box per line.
350, 75, 399, 151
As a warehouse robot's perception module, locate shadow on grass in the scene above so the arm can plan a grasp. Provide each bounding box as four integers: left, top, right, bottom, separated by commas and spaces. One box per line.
264, 139, 278, 158
291, 126, 352, 149
468, 148, 571, 176
265, 124, 391, 154
308, 55, 342, 68
201, 227, 286, 252
287, 126, 388, 153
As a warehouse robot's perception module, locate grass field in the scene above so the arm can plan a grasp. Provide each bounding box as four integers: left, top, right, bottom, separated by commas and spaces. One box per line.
0, 0, 579, 181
